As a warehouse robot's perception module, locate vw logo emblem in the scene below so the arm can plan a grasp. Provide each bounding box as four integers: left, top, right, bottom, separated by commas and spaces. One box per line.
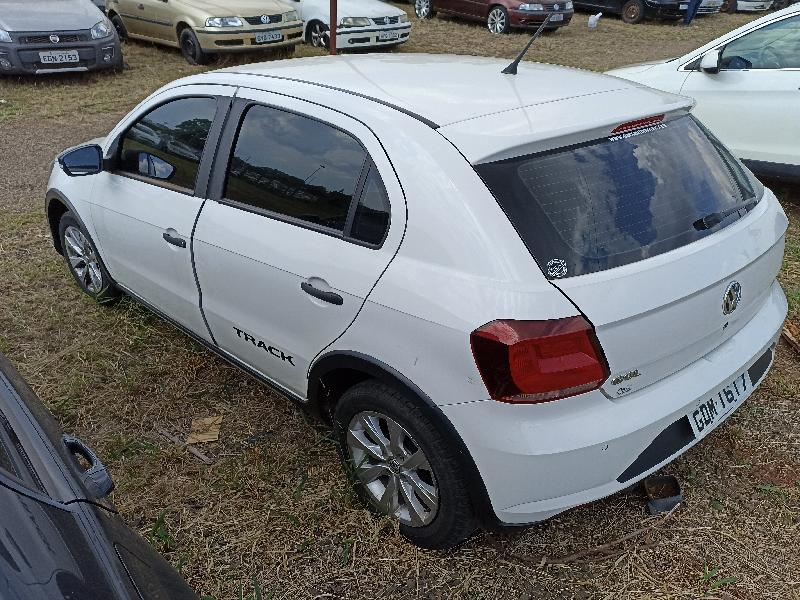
722, 281, 742, 315
382, 17, 389, 24
260, 14, 270, 23
554, 3, 559, 9
50, 34, 60, 43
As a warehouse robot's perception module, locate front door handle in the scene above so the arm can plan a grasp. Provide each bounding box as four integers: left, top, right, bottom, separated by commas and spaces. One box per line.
301, 281, 343, 305
162, 232, 186, 248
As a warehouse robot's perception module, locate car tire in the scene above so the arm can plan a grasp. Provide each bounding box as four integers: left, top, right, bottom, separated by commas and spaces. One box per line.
58, 213, 120, 304
487, 5, 511, 34
720, 0, 738, 12
621, 0, 646, 23
110, 14, 128, 39
179, 27, 210, 65
333, 380, 476, 550
307, 21, 330, 49
415, 0, 436, 18
771, 0, 789, 8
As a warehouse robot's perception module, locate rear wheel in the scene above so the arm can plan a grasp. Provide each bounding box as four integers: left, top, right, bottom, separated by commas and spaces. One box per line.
179, 27, 210, 65
487, 5, 510, 33
621, 0, 645, 23
415, 0, 436, 18
334, 380, 476, 550
58, 213, 119, 303
720, 0, 738, 12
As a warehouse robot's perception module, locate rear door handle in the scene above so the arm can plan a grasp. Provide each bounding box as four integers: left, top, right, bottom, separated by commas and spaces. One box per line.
301, 281, 343, 305
162, 232, 186, 248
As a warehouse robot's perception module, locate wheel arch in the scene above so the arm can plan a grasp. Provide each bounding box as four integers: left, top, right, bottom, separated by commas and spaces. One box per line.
307, 350, 500, 529
45, 190, 78, 255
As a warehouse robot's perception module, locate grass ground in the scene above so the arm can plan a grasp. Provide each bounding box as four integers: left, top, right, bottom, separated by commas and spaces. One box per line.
1, 8, 799, 599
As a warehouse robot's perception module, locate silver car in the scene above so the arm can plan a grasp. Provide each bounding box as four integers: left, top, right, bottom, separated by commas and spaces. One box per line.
0, 0, 122, 75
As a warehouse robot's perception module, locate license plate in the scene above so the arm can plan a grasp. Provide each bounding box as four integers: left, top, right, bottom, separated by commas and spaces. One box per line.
549, 13, 564, 21
680, 3, 688, 8
378, 31, 400, 41
688, 371, 751, 438
39, 50, 79, 64
255, 31, 282, 44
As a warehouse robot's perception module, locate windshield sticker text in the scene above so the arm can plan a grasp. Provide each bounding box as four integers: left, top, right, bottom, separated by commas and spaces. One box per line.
609, 123, 667, 142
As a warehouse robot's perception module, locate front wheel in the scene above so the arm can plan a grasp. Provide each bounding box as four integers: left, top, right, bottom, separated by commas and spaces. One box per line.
308, 21, 330, 49
110, 14, 128, 39
621, 0, 646, 23
179, 27, 210, 65
487, 5, 510, 33
334, 380, 476, 550
415, 0, 436, 18
720, 0, 738, 12
59, 213, 119, 303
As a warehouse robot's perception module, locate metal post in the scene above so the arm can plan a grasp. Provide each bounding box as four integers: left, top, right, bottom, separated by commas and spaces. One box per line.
330, 0, 337, 55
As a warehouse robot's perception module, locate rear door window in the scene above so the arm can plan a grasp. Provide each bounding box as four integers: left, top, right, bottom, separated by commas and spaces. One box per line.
224, 104, 368, 233
475, 115, 759, 278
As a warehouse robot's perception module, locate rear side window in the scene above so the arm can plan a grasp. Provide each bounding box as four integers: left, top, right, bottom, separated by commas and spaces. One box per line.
225, 105, 367, 233
118, 97, 217, 191
351, 167, 391, 245
475, 115, 758, 278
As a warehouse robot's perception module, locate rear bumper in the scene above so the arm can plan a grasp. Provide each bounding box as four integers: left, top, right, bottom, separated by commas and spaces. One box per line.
195, 23, 304, 52
508, 10, 574, 28
442, 280, 787, 525
643, 0, 721, 16
736, 0, 774, 9
0, 32, 121, 75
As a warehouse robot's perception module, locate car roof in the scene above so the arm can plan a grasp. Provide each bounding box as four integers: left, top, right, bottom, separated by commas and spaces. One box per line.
203, 53, 678, 128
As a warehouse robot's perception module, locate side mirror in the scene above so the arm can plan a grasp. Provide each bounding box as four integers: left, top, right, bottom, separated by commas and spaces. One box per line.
58, 144, 104, 177
700, 49, 721, 74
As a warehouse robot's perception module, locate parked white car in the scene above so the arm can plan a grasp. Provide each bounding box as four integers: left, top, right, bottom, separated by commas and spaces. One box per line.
46, 54, 787, 549
288, 0, 411, 49
722, 0, 773, 12
607, 4, 800, 181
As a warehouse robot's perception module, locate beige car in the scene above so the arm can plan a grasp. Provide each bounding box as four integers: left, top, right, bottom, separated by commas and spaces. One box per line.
107, 0, 304, 64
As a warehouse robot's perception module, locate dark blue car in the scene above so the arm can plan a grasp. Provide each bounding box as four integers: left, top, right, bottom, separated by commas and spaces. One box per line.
0, 353, 198, 600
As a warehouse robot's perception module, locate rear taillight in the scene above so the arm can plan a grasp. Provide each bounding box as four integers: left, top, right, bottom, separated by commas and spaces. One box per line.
470, 317, 609, 404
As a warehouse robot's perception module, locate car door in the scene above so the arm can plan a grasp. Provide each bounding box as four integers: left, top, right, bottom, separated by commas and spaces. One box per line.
192, 89, 406, 397
0, 353, 199, 600
680, 13, 800, 168
112, 0, 155, 38
0, 374, 123, 598
90, 88, 230, 340
138, 0, 176, 42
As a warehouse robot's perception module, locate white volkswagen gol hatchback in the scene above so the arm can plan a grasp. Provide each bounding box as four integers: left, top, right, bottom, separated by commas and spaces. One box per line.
46, 54, 788, 549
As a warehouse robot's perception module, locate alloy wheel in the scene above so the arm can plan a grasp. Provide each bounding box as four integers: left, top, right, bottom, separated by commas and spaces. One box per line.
415, 0, 431, 18
64, 226, 102, 294
624, 3, 642, 22
310, 23, 329, 48
487, 8, 506, 34
346, 411, 439, 527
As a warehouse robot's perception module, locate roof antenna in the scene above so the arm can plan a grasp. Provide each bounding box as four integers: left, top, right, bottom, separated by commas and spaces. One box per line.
501, 13, 553, 75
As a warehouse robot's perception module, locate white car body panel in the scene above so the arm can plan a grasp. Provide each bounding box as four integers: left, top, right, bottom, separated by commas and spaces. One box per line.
606, 5, 800, 172
47, 55, 788, 527
736, 0, 774, 11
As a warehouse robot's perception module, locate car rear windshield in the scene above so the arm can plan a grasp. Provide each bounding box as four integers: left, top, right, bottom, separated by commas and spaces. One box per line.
475, 115, 759, 279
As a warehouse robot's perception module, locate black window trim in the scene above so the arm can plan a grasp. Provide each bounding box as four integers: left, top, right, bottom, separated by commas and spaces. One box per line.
109, 94, 232, 198
208, 98, 391, 250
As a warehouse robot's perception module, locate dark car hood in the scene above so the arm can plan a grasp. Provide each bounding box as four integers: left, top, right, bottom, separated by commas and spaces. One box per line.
0, 0, 103, 32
